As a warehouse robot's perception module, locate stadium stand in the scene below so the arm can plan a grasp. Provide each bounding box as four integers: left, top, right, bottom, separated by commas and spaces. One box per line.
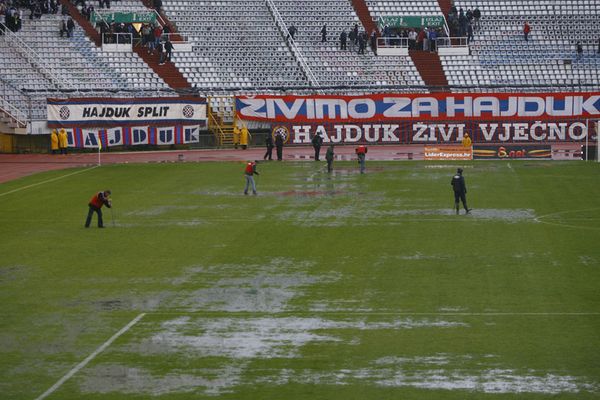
440, 0, 600, 91
271, 0, 425, 87
162, 0, 309, 89
0, 7, 172, 120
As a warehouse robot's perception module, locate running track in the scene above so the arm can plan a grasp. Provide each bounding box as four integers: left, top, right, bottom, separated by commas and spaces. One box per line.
0, 146, 423, 184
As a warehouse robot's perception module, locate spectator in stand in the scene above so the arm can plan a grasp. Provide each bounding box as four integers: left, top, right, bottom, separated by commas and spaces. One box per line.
352, 23, 359, 46
408, 28, 417, 50
66, 16, 74, 37
473, 7, 481, 31
153, 0, 162, 12
156, 40, 164, 64
523, 21, 531, 41
147, 24, 156, 53
417, 28, 425, 51
141, 23, 150, 50
467, 23, 474, 44
339, 29, 347, 50
458, 8, 467, 36
164, 37, 173, 62
153, 24, 162, 49
59, 17, 67, 36
370, 30, 377, 55
320, 24, 326, 42
348, 26, 356, 50
466, 9, 473, 25
423, 27, 429, 51
576, 41, 583, 59
428, 28, 437, 52
287, 24, 296, 41
358, 31, 366, 54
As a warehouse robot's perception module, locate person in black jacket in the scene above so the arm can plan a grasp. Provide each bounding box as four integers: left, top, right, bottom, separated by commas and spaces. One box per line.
311, 132, 323, 161
264, 133, 274, 160
275, 132, 284, 161
164, 39, 173, 62
451, 168, 471, 215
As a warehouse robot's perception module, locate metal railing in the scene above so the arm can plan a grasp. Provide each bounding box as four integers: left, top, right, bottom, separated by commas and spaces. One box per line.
161, 32, 188, 43
0, 97, 28, 128
0, 22, 78, 92
437, 37, 469, 48
265, 0, 320, 89
377, 37, 409, 48
0, 77, 31, 124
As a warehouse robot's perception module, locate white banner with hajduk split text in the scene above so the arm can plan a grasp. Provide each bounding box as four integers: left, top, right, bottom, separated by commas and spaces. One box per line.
47, 97, 206, 128
66, 125, 201, 148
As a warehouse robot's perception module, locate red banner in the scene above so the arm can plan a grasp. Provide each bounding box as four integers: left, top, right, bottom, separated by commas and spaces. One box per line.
236, 92, 600, 123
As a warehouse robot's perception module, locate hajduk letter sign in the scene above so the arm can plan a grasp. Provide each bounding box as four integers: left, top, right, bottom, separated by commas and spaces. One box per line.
47, 97, 206, 128
60, 126, 202, 149
236, 93, 600, 145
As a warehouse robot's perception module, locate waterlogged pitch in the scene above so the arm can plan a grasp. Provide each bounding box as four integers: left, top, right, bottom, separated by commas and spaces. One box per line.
1, 160, 599, 399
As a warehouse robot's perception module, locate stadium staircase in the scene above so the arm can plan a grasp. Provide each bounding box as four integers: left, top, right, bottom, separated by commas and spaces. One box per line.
349, 0, 378, 34
0, 103, 27, 134
58, 0, 190, 90
436, 0, 452, 17
207, 100, 236, 147
59, 0, 101, 45
409, 50, 449, 90
349, 0, 448, 89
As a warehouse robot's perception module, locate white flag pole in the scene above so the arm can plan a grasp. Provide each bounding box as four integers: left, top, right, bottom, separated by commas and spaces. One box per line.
97, 132, 102, 167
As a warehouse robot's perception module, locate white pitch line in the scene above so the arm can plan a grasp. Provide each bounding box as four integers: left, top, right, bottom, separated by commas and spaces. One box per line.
146, 311, 600, 317
34, 313, 145, 400
0, 166, 98, 198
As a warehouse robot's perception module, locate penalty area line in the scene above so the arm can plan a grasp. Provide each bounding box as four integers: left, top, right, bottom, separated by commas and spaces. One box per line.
0, 166, 98, 198
34, 313, 145, 400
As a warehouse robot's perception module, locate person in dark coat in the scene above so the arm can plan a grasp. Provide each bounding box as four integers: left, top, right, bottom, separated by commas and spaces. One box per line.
320, 24, 327, 42
157, 40, 165, 64
66, 17, 75, 38
287, 24, 297, 41
370, 30, 377, 55
275, 132, 284, 161
358, 33, 366, 54
311, 132, 323, 161
325, 145, 334, 173
340, 30, 347, 50
263, 133, 274, 160
164, 38, 173, 61
451, 168, 471, 215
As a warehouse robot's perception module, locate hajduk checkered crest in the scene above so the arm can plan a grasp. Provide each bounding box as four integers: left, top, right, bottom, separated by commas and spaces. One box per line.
59, 106, 70, 120
182, 105, 195, 118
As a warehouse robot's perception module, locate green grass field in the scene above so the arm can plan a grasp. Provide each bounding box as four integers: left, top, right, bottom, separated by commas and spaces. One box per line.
1, 160, 599, 399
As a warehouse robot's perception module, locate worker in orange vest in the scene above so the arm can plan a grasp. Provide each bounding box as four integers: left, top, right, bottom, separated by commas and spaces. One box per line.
243, 161, 259, 195
355, 145, 368, 174
85, 190, 112, 228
